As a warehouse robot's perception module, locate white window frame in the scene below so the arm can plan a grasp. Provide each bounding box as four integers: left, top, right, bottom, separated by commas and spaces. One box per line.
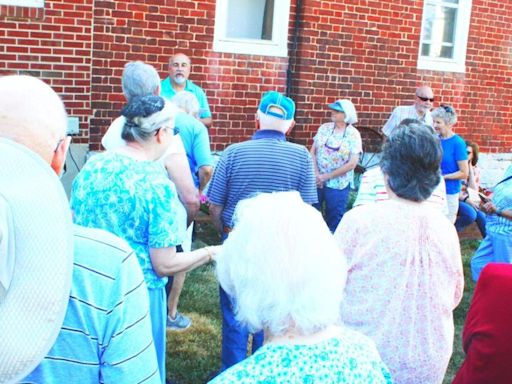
0, 0, 44, 6
213, 0, 290, 57
417, 0, 472, 73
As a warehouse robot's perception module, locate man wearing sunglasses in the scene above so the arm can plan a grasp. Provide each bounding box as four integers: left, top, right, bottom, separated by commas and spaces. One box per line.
382, 85, 434, 137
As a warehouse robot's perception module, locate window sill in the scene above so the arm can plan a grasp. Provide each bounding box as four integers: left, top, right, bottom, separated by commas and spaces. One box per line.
417, 58, 466, 73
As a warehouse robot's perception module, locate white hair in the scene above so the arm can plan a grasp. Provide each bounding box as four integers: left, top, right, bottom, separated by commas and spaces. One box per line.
171, 91, 200, 117
216, 191, 347, 336
256, 110, 293, 133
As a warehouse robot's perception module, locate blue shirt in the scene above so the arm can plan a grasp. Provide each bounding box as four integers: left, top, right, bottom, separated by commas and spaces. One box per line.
209, 329, 392, 384
21, 225, 160, 384
160, 78, 212, 119
71, 152, 183, 289
440, 134, 468, 194
487, 164, 512, 235
207, 130, 317, 227
175, 112, 213, 187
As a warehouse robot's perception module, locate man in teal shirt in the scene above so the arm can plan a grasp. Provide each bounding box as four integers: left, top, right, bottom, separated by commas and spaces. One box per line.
161, 53, 212, 127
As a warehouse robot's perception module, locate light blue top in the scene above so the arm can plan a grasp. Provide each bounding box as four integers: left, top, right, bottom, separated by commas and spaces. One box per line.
161, 78, 212, 119
440, 134, 468, 194
21, 225, 160, 384
175, 112, 213, 187
209, 328, 393, 384
71, 152, 183, 289
487, 164, 512, 235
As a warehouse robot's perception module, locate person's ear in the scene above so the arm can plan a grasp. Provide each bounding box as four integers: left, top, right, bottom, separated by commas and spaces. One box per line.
50, 136, 71, 175
155, 127, 168, 144
285, 120, 296, 136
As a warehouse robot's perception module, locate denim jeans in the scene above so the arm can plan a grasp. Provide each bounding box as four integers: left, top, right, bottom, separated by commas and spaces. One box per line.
218, 232, 263, 371
455, 201, 486, 237
314, 185, 350, 233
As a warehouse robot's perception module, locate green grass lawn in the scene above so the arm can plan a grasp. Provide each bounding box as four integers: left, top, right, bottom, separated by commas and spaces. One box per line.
166, 223, 479, 384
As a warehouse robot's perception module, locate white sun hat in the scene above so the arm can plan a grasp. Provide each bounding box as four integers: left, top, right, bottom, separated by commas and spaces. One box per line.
0, 139, 74, 383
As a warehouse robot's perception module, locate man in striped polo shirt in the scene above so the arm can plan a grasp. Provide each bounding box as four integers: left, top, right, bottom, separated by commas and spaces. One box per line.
0, 76, 160, 384
207, 91, 317, 372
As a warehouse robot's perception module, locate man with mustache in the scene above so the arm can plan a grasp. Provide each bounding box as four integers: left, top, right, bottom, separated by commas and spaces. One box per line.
161, 53, 212, 127
382, 85, 435, 137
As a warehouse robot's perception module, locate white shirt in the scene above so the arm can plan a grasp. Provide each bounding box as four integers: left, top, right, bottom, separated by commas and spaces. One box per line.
101, 116, 185, 156
382, 105, 433, 137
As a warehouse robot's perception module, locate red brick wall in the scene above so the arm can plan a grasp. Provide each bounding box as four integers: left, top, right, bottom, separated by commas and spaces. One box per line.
1, 0, 510, 152
0, 1, 93, 144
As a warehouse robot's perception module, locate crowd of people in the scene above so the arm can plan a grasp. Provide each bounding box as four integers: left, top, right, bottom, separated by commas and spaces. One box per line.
0, 53, 511, 384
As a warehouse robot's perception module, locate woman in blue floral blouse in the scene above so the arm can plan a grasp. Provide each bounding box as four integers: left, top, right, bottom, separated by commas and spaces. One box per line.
71, 95, 217, 383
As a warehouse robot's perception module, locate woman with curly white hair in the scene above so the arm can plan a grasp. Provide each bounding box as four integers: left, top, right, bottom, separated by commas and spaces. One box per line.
209, 191, 392, 384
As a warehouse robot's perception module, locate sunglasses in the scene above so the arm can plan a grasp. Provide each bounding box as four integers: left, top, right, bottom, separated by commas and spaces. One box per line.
417, 95, 435, 102
441, 104, 455, 114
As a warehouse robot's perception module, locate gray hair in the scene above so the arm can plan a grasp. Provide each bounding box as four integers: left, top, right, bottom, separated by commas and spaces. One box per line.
216, 191, 347, 336
256, 110, 293, 133
380, 122, 442, 202
121, 61, 160, 101
120, 95, 176, 143
431, 105, 458, 125
171, 91, 200, 117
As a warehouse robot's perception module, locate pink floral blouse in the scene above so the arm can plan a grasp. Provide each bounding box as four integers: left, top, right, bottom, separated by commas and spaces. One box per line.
335, 199, 464, 384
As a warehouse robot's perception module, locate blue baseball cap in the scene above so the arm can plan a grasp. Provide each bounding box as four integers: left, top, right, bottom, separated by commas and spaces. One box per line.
258, 91, 295, 120
328, 100, 345, 113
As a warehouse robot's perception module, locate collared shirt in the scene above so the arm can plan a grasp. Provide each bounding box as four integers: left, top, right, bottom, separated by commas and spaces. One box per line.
160, 78, 212, 119
382, 105, 433, 137
21, 225, 159, 384
207, 129, 317, 227
486, 164, 512, 235
175, 112, 213, 187
71, 152, 184, 289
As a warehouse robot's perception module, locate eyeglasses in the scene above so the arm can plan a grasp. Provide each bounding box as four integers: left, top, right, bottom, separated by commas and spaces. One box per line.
416, 95, 435, 102
54, 135, 71, 153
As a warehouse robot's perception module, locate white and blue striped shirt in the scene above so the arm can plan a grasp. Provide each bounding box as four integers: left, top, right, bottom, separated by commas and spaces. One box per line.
207, 130, 317, 228
21, 225, 159, 384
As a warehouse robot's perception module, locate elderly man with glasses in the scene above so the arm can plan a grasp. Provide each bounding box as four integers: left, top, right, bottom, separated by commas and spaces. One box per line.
382, 85, 434, 137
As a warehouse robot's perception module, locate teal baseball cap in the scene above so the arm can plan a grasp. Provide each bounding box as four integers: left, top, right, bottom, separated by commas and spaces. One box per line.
258, 91, 295, 120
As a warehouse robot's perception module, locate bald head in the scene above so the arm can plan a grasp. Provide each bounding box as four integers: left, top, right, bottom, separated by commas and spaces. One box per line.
0, 75, 67, 164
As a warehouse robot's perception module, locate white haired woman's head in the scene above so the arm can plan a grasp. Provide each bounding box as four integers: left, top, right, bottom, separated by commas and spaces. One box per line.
216, 191, 347, 336
171, 91, 200, 117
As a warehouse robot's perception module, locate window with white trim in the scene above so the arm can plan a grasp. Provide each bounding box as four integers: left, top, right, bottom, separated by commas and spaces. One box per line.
418, 0, 472, 73
0, 0, 44, 6
213, 0, 291, 57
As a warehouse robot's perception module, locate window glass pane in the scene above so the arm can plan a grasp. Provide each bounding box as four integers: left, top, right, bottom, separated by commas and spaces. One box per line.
440, 46, 454, 58
442, 7, 457, 43
443, 0, 458, 3
421, 44, 431, 56
421, 4, 436, 41
421, 4, 458, 59
226, 0, 273, 40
